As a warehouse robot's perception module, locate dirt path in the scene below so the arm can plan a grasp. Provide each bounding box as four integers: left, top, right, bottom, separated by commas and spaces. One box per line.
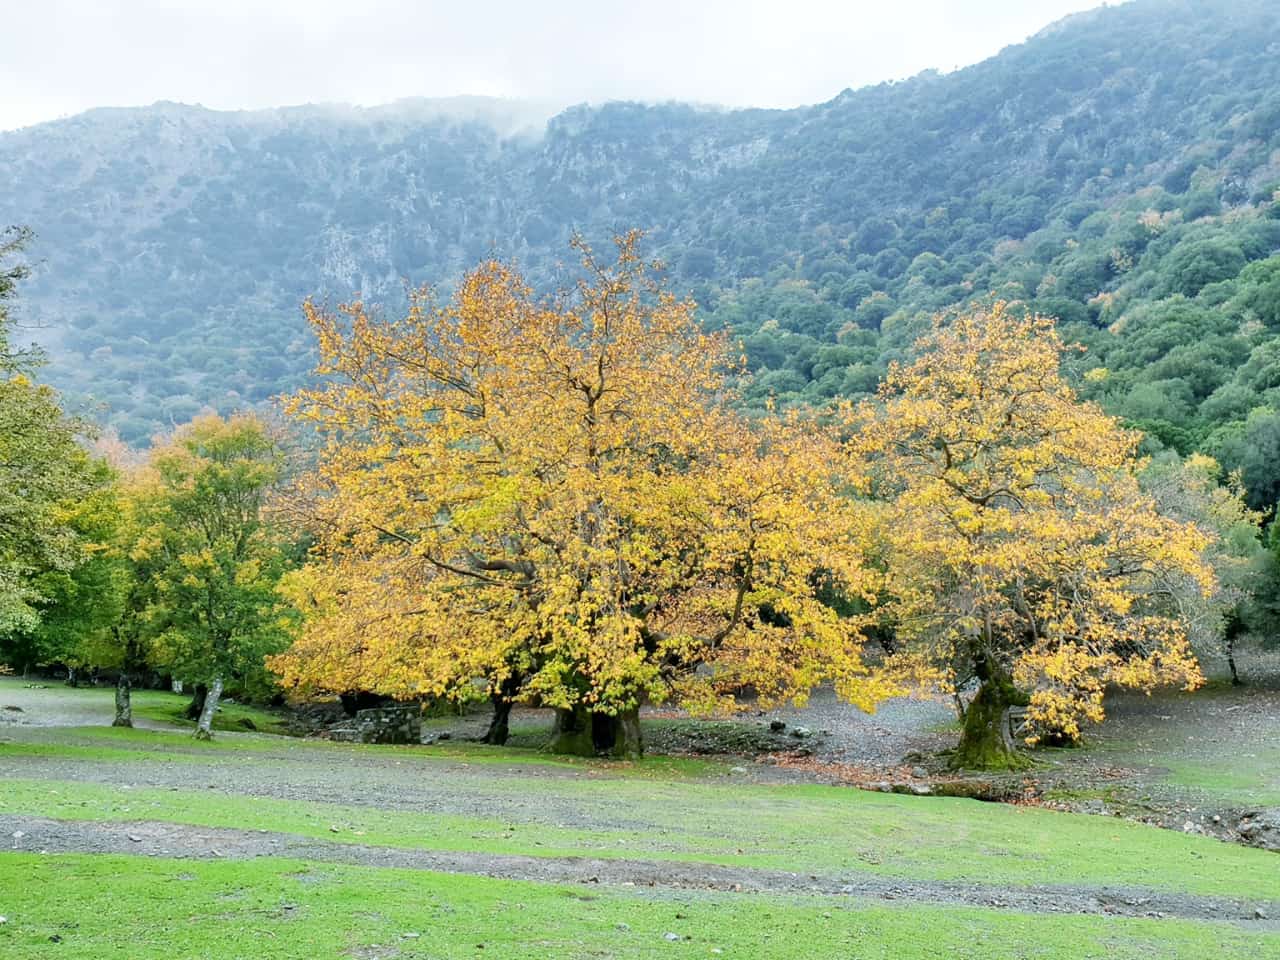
3, 813, 1274, 928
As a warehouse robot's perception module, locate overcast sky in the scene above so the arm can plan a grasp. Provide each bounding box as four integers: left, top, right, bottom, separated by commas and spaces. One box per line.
3, 0, 1115, 131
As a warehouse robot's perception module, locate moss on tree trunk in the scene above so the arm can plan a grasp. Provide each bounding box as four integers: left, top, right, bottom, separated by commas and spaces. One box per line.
547, 705, 643, 759
548, 706, 595, 756
951, 674, 1032, 771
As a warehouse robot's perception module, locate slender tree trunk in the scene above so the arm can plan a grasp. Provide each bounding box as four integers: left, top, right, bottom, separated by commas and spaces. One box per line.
480, 674, 523, 746
184, 683, 209, 720
65, 666, 76, 688
112, 672, 133, 728
951, 656, 1031, 771
1227, 635, 1243, 687
194, 676, 223, 740
481, 696, 514, 745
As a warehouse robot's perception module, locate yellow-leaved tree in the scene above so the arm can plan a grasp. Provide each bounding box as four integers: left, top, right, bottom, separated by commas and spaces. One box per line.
850, 304, 1216, 769
271, 234, 886, 757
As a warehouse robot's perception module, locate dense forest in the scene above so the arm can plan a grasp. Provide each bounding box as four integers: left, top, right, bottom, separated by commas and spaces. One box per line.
0, 0, 1278, 507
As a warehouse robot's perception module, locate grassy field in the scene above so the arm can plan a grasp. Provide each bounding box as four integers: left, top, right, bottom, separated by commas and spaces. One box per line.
1, 853, 1271, 960
1, 678, 1278, 959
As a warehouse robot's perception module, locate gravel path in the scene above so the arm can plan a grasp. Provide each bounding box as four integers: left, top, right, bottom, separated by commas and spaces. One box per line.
4, 813, 1275, 928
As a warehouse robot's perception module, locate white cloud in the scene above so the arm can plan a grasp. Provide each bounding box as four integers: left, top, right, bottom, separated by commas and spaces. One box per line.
1, 0, 1114, 130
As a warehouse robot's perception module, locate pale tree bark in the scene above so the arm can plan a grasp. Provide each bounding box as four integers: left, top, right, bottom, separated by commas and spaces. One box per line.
194, 676, 223, 740
112, 673, 132, 728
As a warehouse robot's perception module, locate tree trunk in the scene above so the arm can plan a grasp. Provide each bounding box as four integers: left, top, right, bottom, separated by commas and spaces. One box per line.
547, 705, 643, 759
194, 676, 223, 740
481, 696, 513, 745
1227, 635, 1243, 687
593, 706, 642, 760
547, 705, 595, 756
951, 671, 1031, 771
65, 666, 76, 687
112, 672, 133, 728
184, 683, 209, 720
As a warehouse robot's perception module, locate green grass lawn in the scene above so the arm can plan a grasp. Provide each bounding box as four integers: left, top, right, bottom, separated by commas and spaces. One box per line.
4, 727, 1279, 900
4, 680, 1278, 958
0, 853, 1273, 960
129, 688, 294, 736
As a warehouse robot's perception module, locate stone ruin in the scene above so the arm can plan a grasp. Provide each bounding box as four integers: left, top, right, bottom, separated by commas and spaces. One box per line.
327, 703, 421, 744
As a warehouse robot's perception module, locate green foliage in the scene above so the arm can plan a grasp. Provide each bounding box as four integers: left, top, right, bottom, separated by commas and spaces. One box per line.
131, 413, 295, 691
0, 227, 112, 644
4, 0, 1280, 444
13, 465, 130, 670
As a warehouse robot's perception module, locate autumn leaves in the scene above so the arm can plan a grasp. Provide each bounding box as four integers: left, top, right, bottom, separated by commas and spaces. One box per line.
270, 236, 1219, 763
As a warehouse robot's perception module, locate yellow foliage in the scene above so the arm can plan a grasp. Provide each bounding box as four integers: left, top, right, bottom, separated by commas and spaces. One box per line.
272, 234, 881, 716
849, 303, 1214, 742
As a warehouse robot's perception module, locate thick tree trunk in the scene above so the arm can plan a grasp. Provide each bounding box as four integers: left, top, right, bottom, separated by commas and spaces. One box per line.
481, 696, 513, 745
951, 672, 1031, 771
194, 676, 223, 740
184, 683, 209, 720
548, 705, 595, 756
112, 673, 133, 728
547, 705, 643, 759
594, 706, 643, 760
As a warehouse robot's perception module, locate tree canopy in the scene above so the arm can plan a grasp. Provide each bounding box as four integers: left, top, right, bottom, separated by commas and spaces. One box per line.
851, 305, 1216, 767
271, 235, 887, 756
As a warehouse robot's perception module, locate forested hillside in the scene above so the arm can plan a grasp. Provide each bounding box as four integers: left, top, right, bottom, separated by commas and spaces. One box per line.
2, 0, 1280, 511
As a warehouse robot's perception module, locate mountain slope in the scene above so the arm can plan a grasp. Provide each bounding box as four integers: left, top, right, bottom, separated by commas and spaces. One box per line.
2, 0, 1280, 448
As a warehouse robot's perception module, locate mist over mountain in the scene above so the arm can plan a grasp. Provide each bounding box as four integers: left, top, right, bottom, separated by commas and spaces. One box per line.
2, 0, 1280, 462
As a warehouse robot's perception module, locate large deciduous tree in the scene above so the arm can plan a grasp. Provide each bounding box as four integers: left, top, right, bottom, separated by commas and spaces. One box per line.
133, 413, 294, 739
272, 234, 884, 757
852, 304, 1215, 769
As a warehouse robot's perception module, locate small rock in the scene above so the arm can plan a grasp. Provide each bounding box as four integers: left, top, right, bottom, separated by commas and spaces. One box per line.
437, 731, 452, 741
866, 781, 892, 793
1256, 908, 1268, 920
1212, 814, 1221, 823
49, 934, 62, 943
910, 784, 932, 796
729, 766, 748, 775
127, 834, 142, 843
910, 766, 928, 779
663, 932, 682, 942
2, 704, 23, 712
11, 831, 24, 840
402, 931, 420, 939
0, 916, 7, 924
769, 720, 786, 732
329, 825, 341, 833
616, 923, 631, 931
790, 726, 811, 739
